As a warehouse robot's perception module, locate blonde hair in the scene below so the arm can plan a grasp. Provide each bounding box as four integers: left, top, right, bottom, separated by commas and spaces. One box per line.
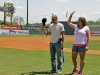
52, 14, 58, 18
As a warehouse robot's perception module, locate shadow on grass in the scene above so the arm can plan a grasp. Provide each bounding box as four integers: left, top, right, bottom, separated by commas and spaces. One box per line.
20, 71, 49, 75
61, 73, 72, 75
20, 71, 72, 75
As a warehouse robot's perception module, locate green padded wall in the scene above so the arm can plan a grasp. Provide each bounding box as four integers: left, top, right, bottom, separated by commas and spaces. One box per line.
59, 21, 77, 35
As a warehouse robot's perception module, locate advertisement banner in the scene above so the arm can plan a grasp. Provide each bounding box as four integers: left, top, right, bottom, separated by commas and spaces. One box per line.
91, 31, 100, 35
10, 30, 29, 35
25, 26, 40, 30
4, 25, 21, 30
0, 30, 9, 34
0, 30, 29, 35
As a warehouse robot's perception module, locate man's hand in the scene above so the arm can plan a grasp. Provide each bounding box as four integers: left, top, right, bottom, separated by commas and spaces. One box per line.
41, 26, 49, 36
61, 44, 64, 50
41, 26, 44, 29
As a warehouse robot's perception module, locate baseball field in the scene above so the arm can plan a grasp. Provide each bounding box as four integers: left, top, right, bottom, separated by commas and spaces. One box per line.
0, 35, 100, 75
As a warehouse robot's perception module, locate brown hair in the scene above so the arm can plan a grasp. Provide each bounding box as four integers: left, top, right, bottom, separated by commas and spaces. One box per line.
78, 17, 86, 27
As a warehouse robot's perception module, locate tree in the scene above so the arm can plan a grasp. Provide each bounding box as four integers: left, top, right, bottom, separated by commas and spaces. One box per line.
98, 18, 100, 22
0, 20, 3, 25
13, 16, 19, 24
19, 17, 25, 25
13, 16, 25, 25
33, 23, 42, 26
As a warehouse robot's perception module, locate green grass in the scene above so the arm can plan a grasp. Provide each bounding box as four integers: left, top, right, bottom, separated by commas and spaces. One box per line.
64, 40, 100, 51
0, 47, 99, 75
0, 34, 100, 38
0, 34, 74, 38
0, 34, 49, 37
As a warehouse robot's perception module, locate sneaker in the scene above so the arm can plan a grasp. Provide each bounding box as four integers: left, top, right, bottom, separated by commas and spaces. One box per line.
57, 70, 61, 74
71, 68, 78, 74
48, 70, 56, 73
77, 71, 82, 75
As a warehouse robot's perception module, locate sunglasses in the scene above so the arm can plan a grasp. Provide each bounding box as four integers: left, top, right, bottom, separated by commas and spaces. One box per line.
52, 19, 56, 21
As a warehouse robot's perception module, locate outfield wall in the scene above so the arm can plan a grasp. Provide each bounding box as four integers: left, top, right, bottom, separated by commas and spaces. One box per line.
59, 21, 77, 35
29, 30, 44, 35
59, 21, 100, 35
89, 26, 100, 35
0, 24, 100, 35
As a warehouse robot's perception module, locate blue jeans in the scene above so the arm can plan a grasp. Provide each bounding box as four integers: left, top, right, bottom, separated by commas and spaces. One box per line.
50, 42, 62, 71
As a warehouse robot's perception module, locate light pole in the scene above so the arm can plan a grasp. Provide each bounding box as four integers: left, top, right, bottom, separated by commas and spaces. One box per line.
27, 0, 28, 25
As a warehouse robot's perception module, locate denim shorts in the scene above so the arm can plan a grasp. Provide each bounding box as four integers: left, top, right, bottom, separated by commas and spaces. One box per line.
72, 46, 86, 52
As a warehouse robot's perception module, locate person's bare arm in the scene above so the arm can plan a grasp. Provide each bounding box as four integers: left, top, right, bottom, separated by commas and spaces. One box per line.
86, 29, 90, 51
68, 11, 76, 29
41, 26, 50, 36
61, 31, 65, 50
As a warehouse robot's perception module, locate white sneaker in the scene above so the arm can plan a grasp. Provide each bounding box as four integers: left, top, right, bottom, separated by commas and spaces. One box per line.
57, 70, 61, 74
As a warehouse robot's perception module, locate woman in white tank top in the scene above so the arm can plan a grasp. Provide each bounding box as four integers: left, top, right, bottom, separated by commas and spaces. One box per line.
67, 11, 90, 75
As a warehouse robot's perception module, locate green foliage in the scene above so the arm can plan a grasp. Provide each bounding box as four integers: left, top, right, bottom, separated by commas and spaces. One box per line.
0, 20, 10, 25
33, 23, 42, 26
0, 20, 18, 25
26, 22, 50, 26
0, 20, 4, 25
86, 21, 100, 25
46, 23, 50, 26
6, 21, 10, 25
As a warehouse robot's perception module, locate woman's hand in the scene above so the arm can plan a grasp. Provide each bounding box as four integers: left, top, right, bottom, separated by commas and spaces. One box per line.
70, 11, 75, 16
85, 46, 89, 51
